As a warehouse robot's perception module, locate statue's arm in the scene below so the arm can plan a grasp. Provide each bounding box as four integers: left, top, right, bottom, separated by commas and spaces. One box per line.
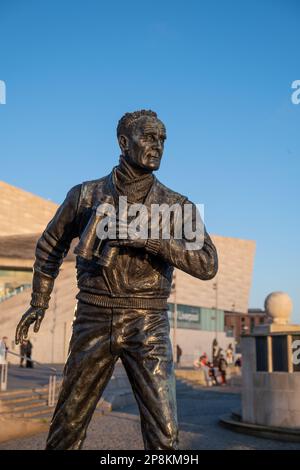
15, 184, 81, 345
146, 198, 218, 281
30, 184, 82, 309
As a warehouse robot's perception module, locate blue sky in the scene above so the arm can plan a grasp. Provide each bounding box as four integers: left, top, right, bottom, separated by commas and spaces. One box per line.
0, 0, 299, 319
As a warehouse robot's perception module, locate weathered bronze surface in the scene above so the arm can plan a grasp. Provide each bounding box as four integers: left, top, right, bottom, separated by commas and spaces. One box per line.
15, 110, 218, 450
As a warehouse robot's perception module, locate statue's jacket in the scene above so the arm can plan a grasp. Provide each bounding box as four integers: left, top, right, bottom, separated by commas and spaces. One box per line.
30, 170, 218, 311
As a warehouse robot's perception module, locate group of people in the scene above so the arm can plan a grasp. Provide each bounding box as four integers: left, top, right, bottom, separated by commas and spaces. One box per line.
193, 341, 242, 387
176, 341, 241, 385
194, 351, 228, 386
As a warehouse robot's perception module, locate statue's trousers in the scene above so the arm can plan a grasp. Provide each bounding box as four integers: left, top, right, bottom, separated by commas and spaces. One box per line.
45, 300, 178, 450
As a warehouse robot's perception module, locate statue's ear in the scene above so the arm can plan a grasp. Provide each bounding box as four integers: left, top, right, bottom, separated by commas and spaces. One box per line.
118, 134, 129, 153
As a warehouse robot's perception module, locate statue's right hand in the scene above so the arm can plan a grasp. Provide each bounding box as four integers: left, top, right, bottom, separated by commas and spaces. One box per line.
15, 306, 45, 345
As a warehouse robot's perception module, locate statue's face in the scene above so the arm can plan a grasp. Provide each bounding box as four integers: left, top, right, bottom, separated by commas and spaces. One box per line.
119, 116, 166, 171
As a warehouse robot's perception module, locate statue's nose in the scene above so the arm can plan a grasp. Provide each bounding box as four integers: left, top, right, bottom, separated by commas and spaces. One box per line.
155, 139, 162, 151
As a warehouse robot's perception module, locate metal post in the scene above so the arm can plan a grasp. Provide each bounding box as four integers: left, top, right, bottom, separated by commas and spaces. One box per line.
213, 279, 218, 341
63, 321, 67, 362
172, 272, 177, 363
48, 375, 53, 406
51, 287, 57, 364
48, 375, 56, 407
0, 362, 8, 391
173, 303, 177, 363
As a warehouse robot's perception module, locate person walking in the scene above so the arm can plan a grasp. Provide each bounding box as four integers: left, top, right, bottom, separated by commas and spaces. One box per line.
226, 343, 234, 365
25, 339, 33, 368
0, 336, 8, 364
0, 337, 8, 388
176, 345, 182, 368
194, 353, 212, 386
20, 340, 28, 367
218, 352, 228, 385
208, 361, 218, 386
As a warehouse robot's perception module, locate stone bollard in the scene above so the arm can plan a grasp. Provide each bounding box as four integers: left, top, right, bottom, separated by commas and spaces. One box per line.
242, 292, 300, 428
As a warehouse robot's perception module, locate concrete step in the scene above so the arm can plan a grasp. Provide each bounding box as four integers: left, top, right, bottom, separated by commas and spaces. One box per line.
0, 390, 59, 406
101, 386, 135, 411
0, 387, 48, 398
0, 393, 49, 405
17, 406, 55, 419
0, 377, 134, 423
0, 400, 48, 414
0, 383, 61, 399
2, 395, 118, 422
0, 383, 61, 422
1, 404, 54, 420
96, 398, 113, 414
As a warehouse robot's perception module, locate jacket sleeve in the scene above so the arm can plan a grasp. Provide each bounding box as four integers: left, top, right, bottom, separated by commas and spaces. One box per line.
30, 184, 82, 309
145, 198, 218, 280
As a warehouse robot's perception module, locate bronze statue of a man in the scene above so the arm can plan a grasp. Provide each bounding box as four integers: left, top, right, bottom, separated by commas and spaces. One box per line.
15, 110, 218, 450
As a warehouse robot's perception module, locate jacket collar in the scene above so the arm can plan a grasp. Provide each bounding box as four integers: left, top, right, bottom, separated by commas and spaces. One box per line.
106, 169, 159, 210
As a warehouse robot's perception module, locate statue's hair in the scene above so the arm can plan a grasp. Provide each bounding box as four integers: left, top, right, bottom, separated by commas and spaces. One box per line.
117, 109, 159, 137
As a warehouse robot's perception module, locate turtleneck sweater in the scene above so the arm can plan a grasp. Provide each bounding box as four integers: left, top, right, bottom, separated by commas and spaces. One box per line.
114, 155, 154, 204
112, 154, 161, 257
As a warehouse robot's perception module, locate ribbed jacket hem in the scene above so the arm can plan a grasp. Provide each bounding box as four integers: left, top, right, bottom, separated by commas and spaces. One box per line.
76, 292, 168, 310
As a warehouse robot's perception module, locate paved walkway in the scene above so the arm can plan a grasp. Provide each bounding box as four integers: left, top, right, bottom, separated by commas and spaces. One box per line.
4, 364, 64, 390
4, 362, 127, 391
1, 380, 300, 450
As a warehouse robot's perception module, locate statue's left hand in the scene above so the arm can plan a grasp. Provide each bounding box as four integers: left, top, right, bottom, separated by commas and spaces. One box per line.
109, 217, 148, 250
15, 306, 45, 345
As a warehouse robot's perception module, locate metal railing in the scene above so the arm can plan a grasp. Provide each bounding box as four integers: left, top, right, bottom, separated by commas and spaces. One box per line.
0, 362, 8, 392
0, 350, 61, 407
0, 284, 31, 303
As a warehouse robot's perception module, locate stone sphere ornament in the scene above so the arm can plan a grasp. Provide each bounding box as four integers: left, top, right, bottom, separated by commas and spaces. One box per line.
264, 291, 293, 325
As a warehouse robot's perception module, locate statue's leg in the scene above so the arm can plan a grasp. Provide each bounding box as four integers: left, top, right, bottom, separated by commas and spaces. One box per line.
120, 308, 179, 450
46, 303, 118, 450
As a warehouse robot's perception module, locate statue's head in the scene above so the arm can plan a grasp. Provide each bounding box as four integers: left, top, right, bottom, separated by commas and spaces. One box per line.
117, 110, 166, 172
